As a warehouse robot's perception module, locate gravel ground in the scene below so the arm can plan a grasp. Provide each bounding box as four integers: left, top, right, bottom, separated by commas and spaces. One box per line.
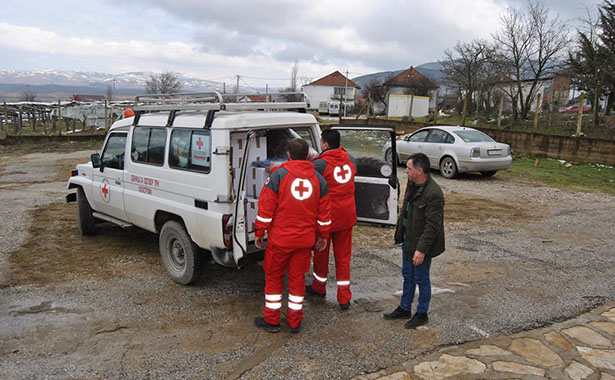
0, 152, 614, 379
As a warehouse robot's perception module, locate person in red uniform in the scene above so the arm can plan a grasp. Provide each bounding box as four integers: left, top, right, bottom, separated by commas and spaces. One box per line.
307, 129, 357, 310
254, 138, 331, 333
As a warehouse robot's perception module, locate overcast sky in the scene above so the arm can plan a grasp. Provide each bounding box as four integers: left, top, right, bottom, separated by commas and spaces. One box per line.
0, 0, 604, 87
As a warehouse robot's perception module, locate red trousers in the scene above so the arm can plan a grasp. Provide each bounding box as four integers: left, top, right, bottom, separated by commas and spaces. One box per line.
311, 227, 353, 304
263, 244, 311, 329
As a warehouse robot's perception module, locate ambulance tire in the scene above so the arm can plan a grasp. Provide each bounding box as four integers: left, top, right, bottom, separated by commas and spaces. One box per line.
159, 220, 201, 285
77, 187, 96, 236
355, 157, 390, 178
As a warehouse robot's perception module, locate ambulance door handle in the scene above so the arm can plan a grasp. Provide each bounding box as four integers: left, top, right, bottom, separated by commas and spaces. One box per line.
115, 180, 121, 185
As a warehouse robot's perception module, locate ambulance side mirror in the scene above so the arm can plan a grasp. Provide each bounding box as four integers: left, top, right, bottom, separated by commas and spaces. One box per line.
91, 153, 102, 169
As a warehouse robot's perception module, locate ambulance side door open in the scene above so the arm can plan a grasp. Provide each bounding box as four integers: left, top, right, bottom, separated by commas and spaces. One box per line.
232, 132, 252, 264
331, 125, 398, 226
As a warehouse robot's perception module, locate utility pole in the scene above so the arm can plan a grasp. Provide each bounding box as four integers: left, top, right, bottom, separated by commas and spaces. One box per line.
576, 92, 585, 137
236, 75, 240, 94
533, 93, 541, 132
344, 70, 349, 117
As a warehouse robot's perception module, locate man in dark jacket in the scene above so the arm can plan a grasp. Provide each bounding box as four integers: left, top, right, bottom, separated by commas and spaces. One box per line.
384, 153, 445, 328
307, 129, 357, 310
254, 138, 331, 334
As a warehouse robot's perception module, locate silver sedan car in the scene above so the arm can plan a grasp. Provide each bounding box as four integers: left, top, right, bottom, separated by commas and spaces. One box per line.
384, 126, 512, 178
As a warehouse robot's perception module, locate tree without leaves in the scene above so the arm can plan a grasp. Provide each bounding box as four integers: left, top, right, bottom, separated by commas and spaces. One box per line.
440, 39, 497, 114
20, 87, 37, 102
493, 0, 570, 121
281, 60, 302, 102
145, 72, 183, 94
363, 74, 392, 114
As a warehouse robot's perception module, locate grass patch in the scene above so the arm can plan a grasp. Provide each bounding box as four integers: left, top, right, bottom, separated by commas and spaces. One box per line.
498, 155, 615, 195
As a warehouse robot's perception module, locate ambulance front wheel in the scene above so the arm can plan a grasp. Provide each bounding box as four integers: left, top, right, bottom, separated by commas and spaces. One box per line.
77, 187, 96, 236
159, 220, 201, 285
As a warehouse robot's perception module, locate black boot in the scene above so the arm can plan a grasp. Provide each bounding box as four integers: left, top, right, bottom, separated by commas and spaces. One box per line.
254, 317, 280, 333
305, 284, 326, 297
383, 306, 412, 320
405, 312, 428, 329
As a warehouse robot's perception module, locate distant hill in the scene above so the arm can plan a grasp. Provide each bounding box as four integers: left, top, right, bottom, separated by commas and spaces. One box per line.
0, 70, 226, 101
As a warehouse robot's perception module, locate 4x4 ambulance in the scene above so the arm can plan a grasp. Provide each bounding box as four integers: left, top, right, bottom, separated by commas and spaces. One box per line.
66, 92, 398, 284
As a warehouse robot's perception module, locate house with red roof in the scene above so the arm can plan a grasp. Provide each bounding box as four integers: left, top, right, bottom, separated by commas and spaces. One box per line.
384, 67, 438, 118
302, 71, 360, 114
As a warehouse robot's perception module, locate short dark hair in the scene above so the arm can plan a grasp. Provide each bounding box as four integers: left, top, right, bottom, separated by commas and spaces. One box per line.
321, 129, 340, 149
408, 153, 430, 174
288, 138, 309, 160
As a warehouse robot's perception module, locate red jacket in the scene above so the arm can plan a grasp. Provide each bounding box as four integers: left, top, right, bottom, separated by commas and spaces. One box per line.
312, 147, 357, 231
255, 160, 331, 248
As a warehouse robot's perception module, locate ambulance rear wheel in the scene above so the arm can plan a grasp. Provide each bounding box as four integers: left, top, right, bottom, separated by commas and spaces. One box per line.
159, 220, 200, 285
77, 187, 96, 236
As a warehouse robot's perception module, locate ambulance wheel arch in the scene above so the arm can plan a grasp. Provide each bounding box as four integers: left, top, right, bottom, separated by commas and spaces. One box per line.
159, 220, 202, 285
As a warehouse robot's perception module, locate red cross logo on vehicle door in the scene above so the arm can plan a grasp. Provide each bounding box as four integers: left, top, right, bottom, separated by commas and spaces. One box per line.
333, 164, 352, 184
290, 178, 313, 201
101, 179, 111, 203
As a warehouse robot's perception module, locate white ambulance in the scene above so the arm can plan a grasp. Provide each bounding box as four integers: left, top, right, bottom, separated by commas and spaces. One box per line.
66, 92, 398, 284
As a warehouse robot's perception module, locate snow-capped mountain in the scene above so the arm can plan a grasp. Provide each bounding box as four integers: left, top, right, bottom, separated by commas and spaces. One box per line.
0, 70, 225, 97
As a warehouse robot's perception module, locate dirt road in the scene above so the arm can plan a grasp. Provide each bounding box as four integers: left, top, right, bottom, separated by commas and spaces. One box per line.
1, 150, 614, 379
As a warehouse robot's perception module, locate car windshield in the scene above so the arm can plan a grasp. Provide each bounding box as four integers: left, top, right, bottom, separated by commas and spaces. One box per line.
453, 130, 494, 143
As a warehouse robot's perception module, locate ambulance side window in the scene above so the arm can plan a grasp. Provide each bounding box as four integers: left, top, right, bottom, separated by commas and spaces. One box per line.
169, 129, 211, 173
101, 133, 127, 170
131, 127, 167, 166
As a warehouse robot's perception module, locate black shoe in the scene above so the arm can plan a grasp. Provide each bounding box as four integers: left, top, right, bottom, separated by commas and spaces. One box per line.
289, 324, 301, 334
405, 312, 428, 329
383, 306, 412, 320
340, 302, 350, 310
305, 285, 326, 298
254, 317, 280, 333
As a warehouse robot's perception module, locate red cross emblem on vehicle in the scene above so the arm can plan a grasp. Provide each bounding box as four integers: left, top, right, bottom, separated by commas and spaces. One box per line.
333, 164, 352, 184
290, 178, 312, 200
196, 137, 204, 149
101, 180, 110, 203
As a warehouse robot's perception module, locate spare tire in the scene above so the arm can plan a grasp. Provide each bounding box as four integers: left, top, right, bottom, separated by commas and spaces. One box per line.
355, 157, 392, 178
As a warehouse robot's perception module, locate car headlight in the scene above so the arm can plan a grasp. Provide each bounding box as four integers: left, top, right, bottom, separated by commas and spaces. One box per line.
506, 146, 511, 156
470, 147, 481, 158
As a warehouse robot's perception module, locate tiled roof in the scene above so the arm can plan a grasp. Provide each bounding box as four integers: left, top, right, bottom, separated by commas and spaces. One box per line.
308, 71, 360, 89
384, 67, 437, 89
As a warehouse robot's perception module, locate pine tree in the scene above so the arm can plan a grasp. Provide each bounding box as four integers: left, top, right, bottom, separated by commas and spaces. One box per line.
599, 0, 615, 115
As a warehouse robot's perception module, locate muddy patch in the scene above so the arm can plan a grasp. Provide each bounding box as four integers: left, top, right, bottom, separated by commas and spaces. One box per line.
439, 259, 506, 285
6, 202, 160, 286
444, 191, 544, 224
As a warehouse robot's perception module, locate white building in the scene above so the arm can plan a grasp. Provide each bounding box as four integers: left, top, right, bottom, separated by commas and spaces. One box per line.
302, 71, 360, 113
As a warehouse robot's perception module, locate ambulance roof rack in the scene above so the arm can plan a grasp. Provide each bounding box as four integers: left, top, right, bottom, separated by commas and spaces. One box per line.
132, 91, 309, 112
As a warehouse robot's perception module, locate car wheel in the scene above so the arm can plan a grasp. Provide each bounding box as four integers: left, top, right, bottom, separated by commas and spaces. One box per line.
159, 220, 201, 285
481, 171, 497, 177
439, 157, 457, 179
77, 187, 96, 235
384, 148, 401, 167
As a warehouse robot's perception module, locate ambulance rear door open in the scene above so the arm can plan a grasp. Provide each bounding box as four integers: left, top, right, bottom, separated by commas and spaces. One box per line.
331, 125, 398, 226
231, 130, 266, 264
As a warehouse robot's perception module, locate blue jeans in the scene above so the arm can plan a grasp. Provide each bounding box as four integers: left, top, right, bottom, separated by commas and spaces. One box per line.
400, 244, 432, 314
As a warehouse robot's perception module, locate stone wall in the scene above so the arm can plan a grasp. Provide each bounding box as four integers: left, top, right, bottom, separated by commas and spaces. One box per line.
340, 119, 615, 166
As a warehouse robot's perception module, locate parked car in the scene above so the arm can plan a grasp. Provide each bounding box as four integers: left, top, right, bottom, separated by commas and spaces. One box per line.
558, 104, 590, 113
383, 126, 512, 178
